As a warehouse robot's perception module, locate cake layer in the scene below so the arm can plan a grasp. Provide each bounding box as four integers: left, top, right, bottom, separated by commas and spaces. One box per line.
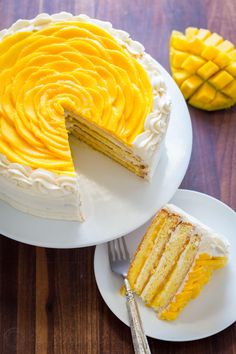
67, 113, 148, 177
66, 111, 143, 163
72, 128, 147, 178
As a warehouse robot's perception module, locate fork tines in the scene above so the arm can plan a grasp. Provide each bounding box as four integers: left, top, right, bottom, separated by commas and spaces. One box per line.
108, 237, 130, 261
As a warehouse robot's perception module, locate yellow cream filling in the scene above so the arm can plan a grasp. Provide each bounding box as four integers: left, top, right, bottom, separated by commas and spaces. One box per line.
0, 21, 153, 175
160, 254, 228, 320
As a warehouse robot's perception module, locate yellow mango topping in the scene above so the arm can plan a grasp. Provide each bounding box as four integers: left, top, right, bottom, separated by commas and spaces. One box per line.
0, 22, 153, 175
160, 254, 227, 321
170, 28, 236, 110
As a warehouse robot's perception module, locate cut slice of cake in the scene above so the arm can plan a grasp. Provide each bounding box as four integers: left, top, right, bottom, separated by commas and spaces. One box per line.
127, 204, 229, 320
0, 12, 171, 220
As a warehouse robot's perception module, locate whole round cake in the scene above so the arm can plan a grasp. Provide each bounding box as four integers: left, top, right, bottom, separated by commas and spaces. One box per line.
0, 12, 171, 220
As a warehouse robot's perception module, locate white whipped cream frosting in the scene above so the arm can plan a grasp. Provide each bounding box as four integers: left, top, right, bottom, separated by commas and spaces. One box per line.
0, 154, 77, 196
0, 12, 171, 220
164, 204, 230, 257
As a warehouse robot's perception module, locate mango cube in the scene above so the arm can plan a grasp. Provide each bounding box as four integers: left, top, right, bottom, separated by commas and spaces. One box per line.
229, 50, 236, 61
196, 29, 211, 40
210, 92, 232, 109
185, 27, 198, 39
197, 61, 219, 80
181, 55, 206, 73
222, 81, 236, 98
201, 46, 220, 60
214, 52, 231, 68
226, 62, 236, 76
204, 33, 223, 46
188, 38, 205, 55
217, 40, 234, 53
172, 70, 191, 86
171, 34, 189, 51
180, 75, 203, 99
208, 71, 233, 89
172, 50, 189, 68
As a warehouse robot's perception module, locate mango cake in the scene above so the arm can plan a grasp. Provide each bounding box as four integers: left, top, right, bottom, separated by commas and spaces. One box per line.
127, 204, 229, 320
0, 12, 171, 220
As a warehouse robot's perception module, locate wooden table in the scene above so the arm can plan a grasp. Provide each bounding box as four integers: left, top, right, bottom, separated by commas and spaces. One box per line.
0, 0, 235, 353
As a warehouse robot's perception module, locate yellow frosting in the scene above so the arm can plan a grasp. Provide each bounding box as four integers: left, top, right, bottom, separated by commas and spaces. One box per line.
0, 21, 153, 175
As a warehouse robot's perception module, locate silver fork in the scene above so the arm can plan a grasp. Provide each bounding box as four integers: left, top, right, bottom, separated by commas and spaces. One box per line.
108, 238, 151, 354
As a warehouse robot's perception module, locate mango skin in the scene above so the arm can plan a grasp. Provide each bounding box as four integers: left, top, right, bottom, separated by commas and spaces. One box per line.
170, 28, 236, 111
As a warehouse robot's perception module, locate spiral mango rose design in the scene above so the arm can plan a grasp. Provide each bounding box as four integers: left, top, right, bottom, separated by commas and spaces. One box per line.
0, 20, 153, 176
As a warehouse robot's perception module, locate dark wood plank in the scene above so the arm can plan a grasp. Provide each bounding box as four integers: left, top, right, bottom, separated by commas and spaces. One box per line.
0, 0, 235, 353
0, 238, 18, 354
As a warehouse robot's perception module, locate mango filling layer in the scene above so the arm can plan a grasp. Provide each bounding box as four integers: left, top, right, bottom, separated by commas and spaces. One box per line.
0, 21, 153, 175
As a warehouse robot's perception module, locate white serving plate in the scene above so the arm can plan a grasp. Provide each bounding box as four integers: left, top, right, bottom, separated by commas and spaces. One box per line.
94, 189, 236, 341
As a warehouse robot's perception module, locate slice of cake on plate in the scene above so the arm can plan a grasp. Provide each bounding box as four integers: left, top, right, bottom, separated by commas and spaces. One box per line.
0, 12, 171, 220
127, 204, 229, 320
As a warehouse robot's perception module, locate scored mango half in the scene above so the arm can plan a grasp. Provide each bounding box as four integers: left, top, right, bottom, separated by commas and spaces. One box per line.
170, 28, 236, 110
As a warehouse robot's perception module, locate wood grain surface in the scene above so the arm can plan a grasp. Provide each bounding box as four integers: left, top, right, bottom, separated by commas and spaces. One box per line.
0, 0, 235, 353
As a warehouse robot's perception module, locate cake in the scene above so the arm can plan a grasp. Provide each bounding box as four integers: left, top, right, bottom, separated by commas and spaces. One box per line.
127, 204, 229, 320
0, 12, 171, 220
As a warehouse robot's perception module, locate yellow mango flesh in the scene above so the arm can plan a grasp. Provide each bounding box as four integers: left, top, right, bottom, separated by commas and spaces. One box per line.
170, 28, 236, 110
0, 21, 153, 174
160, 254, 228, 321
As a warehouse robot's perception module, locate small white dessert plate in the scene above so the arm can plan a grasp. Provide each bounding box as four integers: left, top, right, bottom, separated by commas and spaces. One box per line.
94, 189, 236, 341
0, 62, 192, 248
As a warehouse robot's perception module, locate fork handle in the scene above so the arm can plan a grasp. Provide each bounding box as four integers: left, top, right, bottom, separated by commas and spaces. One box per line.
124, 277, 152, 354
